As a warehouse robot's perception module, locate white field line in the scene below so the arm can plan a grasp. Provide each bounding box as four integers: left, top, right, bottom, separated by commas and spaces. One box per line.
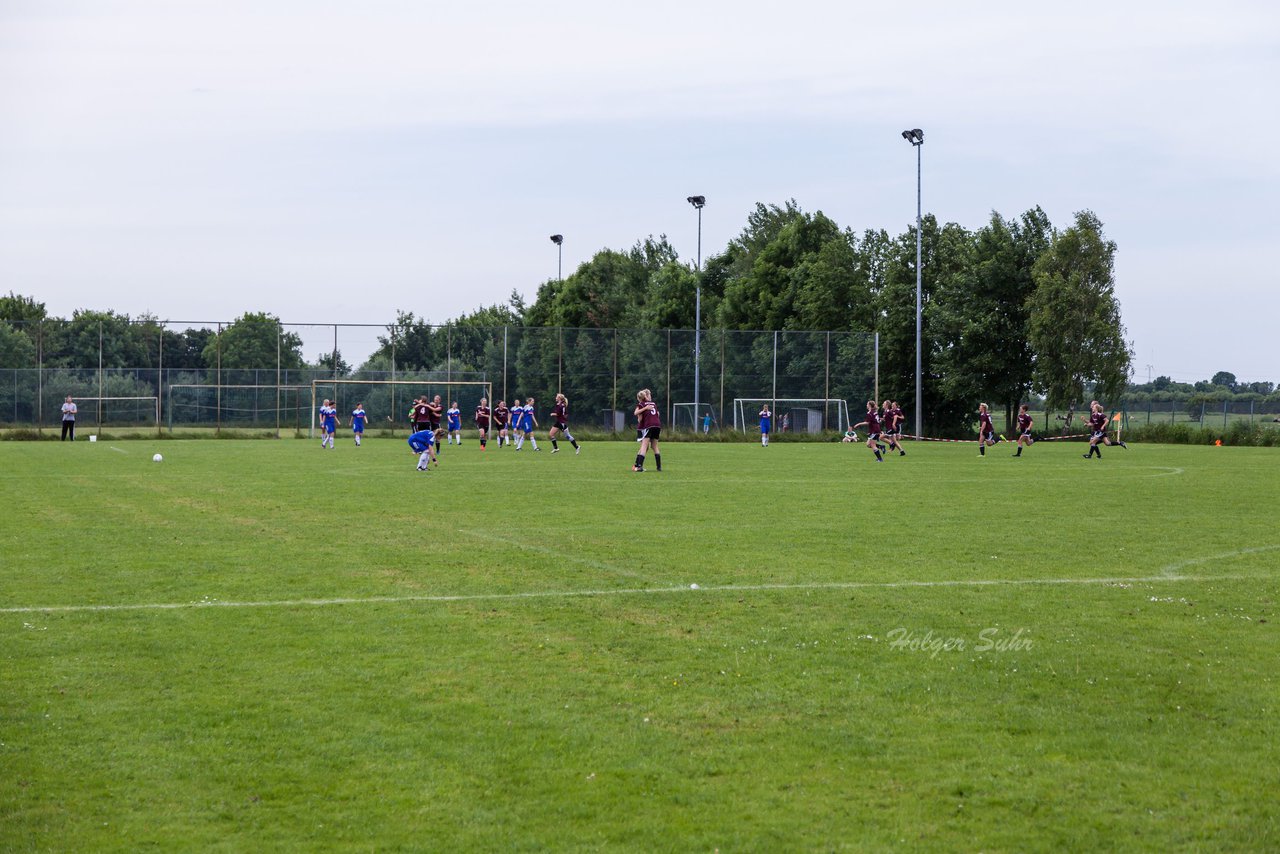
454, 526, 660, 584
1, 572, 1268, 616
109, 446, 127, 454
1160, 543, 1280, 577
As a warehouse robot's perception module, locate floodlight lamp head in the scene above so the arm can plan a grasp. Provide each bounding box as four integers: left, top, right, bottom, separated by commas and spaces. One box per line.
902, 129, 924, 145
687, 195, 705, 209
549, 234, 563, 245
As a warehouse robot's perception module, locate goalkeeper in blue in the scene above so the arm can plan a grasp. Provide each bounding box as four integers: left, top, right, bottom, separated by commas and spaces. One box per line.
407, 428, 438, 471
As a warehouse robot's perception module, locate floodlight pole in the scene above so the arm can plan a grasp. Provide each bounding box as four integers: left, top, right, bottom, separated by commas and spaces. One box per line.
687, 196, 705, 423
550, 234, 564, 282
902, 128, 925, 439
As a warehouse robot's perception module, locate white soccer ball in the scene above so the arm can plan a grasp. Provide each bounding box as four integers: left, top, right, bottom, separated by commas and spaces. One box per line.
689, 583, 700, 590
153, 454, 163, 463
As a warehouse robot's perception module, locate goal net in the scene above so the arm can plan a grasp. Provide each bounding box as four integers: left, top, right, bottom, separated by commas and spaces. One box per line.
309, 379, 493, 438
166, 384, 312, 432
732, 398, 851, 434
71, 396, 160, 432
672, 403, 718, 432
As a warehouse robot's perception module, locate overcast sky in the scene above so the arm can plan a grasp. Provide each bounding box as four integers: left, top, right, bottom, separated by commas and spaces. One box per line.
1, 1, 1276, 382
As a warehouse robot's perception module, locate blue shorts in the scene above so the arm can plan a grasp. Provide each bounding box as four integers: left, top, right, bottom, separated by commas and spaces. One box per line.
323, 420, 337, 433
352, 423, 364, 433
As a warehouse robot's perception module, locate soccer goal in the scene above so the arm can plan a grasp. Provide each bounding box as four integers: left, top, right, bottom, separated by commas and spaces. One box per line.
166, 384, 313, 433
309, 378, 493, 438
71, 396, 160, 434
672, 403, 718, 433
732, 398, 851, 434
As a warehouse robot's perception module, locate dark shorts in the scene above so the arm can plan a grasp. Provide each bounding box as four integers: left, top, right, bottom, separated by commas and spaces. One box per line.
868, 432, 881, 441
553, 421, 568, 431
414, 422, 431, 433
639, 426, 661, 442
981, 429, 994, 442
1091, 430, 1106, 441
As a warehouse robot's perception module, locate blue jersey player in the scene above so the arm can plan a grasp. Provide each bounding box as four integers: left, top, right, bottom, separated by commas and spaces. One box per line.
319, 399, 340, 449
446, 402, 462, 445
408, 428, 437, 471
518, 396, 540, 451
759, 405, 772, 447
351, 403, 368, 447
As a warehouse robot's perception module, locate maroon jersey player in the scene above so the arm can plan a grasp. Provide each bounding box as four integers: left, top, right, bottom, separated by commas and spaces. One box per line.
852, 400, 887, 462
1013, 404, 1034, 457
977, 403, 1002, 456
1084, 401, 1126, 458
493, 400, 510, 447
549, 393, 580, 455
475, 397, 491, 451
633, 388, 662, 472
412, 397, 431, 434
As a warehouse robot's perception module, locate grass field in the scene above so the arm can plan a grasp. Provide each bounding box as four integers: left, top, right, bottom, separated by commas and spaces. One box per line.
2, 436, 1277, 851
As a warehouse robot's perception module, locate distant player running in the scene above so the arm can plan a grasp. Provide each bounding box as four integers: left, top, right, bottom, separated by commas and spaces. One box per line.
407, 427, 438, 471
633, 388, 662, 472
350, 402, 368, 447
1013, 404, 1033, 457
852, 400, 887, 462
318, 399, 340, 449
1084, 401, 1126, 458
475, 397, 491, 450
977, 403, 1002, 456
510, 399, 523, 449
549, 393, 580, 454
759, 405, 772, 447
446, 402, 462, 445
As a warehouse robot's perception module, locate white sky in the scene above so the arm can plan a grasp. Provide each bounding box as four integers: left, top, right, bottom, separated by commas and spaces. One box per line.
1, 0, 1276, 382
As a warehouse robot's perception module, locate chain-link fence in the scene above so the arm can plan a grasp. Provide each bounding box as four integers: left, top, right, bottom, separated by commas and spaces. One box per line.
0, 320, 880, 435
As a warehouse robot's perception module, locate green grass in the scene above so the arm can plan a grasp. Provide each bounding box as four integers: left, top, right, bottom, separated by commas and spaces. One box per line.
2, 437, 1277, 851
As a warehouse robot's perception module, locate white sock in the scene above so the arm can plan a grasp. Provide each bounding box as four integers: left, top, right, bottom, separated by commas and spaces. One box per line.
530, 437, 539, 449
418, 450, 430, 467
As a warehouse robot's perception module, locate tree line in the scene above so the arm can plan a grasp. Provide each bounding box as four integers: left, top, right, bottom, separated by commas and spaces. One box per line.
9, 200, 1267, 431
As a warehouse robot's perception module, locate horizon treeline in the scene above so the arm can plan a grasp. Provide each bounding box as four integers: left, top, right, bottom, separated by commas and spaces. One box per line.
2, 200, 1271, 429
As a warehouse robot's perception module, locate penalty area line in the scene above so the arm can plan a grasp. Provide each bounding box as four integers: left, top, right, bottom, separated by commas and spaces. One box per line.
0, 572, 1266, 615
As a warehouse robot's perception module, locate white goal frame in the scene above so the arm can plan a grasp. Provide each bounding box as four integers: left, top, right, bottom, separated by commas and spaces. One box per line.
71, 396, 160, 433
672, 402, 718, 432
732, 398, 851, 434
309, 379, 493, 438
166, 384, 312, 435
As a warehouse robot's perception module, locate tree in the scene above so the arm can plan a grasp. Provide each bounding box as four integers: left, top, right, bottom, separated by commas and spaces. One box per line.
0, 293, 47, 326
1028, 211, 1132, 410
1211, 371, 1238, 392
931, 207, 1051, 429
204, 313, 304, 370
0, 321, 36, 368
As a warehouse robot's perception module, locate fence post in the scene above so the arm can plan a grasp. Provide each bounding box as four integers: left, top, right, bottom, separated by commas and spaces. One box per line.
771, 330, 778, 412
824, 331, 831, 431
1223, 399, 1228, 430
216, 324, 222, 436
666, 328, 672, 427
276, 326, 282, 439
612, 328, 618, 431
718, 330, 725, 433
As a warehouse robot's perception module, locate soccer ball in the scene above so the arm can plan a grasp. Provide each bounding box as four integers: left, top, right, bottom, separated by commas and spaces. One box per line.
152, 454, 163, 463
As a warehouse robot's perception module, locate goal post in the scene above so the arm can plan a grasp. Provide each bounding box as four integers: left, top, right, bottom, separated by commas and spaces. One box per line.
732, 398, 851, 434
309, 378, 493, 438
672, 402, 718, 432
71, 396, 160, 435
166, 384, 312, 434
